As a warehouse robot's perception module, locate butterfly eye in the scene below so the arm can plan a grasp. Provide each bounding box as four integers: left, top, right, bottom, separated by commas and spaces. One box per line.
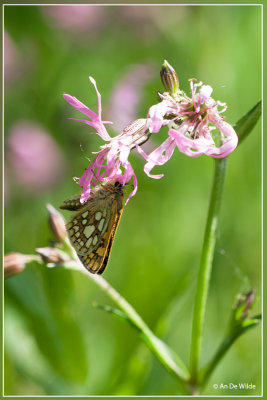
114, 181, 122, 188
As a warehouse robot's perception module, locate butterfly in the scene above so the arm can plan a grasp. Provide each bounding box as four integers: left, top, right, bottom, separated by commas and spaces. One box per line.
60, 180, 124, 274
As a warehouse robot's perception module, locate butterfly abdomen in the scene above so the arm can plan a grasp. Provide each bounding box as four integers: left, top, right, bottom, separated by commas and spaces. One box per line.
60, 195, 85, 211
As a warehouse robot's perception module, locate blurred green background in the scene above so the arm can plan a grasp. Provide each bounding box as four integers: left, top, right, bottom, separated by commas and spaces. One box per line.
4, 5, 261, 396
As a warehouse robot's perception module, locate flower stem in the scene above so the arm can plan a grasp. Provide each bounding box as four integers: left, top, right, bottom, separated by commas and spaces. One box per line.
63, 260, 190, 390
200, 315, 261, 389
189, 157, 227, 385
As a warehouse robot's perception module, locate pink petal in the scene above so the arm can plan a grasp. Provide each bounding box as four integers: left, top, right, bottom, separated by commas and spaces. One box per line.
63, 94, 98, 120
136, 137, 176, 178
116, 161, 138, 204
106, 143, 119, 174
69, 118, 113, 126
89, 76, 103, 119
125, 173, 138, 205
119, 143, 130, 163
198, 85, 213, 107
78, 149, 108, 202
207, 111, 238, 158
136, 145, 163, 178
169, 128, 207, 157
63, 77, 112, 141
148, 100, 170, 133
68, 118, 112, 141
121, 160, 134, 184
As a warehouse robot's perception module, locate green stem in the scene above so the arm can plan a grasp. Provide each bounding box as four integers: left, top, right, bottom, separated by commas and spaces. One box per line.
200, 317, 261, 389
201, 334, 237, 390
189, 158, 227, 385
64, 260, 190, 390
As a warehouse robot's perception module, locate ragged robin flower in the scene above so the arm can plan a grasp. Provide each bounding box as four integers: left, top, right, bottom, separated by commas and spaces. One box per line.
64, 77, 151, 204
137, 61, 238, 178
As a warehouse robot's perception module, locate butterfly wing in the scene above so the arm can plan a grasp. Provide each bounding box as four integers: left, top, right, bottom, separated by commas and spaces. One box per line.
66, 197, 113, 258
61, 181, 124, 274
78, 200, 123, 274
65, 188, 123, 274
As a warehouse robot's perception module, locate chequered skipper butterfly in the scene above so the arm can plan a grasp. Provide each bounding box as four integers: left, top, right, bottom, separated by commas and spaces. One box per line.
60, 180, 124, 274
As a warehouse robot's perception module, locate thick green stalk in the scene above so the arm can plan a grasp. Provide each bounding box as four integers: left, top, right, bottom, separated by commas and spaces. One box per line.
189, 158, 227, 385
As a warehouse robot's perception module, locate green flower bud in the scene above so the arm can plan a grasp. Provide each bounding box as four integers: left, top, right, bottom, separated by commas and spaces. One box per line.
160, 60, 179, 94
234, 289, 256, 321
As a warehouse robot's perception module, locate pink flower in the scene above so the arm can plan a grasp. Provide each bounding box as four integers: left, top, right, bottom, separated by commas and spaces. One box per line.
141, 73, 238, 177
64, 79, 150, 204
43, 6, 106, 33
105, 63, 154, 132
64, 65, 238, 198
78, 139, 137, 205
4, 31, 20, 85
7, 121, 65, 191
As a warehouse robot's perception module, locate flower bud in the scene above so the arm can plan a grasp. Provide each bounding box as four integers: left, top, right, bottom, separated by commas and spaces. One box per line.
160, 60, 179, 94
46, 203, 67, 242
35, 247, 70, 264
4, 252, 28, 278
226, 288, 259, 336
235, 289, 256, 320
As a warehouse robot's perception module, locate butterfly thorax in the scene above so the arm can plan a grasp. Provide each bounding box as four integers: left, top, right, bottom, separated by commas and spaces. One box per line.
90, 181, 123, 200
60, 181, 123, 211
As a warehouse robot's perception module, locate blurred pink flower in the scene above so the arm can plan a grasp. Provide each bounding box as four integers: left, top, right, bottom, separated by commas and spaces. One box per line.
43, 5, 106, 33
4, 31, 20, 85
105, 63, 154, 132
7, 121, 65, 190
4, 30, 36, 88
118, 6, 159, 39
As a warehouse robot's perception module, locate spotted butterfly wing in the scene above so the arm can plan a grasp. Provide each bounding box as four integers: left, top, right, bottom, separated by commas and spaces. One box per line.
60, 181, 124, 274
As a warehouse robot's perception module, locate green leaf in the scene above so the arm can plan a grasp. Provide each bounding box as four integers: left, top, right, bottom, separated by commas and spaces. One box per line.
5, 263, 88, 384
92, 302, 134, 326
234, 100, 261, 145
144, 334, 190, 382
93, 301, 190, 382
241, 314, 261, 329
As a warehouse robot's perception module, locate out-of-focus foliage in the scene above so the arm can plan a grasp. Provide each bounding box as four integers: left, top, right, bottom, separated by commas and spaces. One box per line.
4, 5, 261, 395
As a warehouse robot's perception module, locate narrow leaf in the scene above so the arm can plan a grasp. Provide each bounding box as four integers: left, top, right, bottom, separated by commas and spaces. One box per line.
93, 302, 190, 381
93, 302, 134, 325
234, 100, 261, 145
145, 334, 190, 381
